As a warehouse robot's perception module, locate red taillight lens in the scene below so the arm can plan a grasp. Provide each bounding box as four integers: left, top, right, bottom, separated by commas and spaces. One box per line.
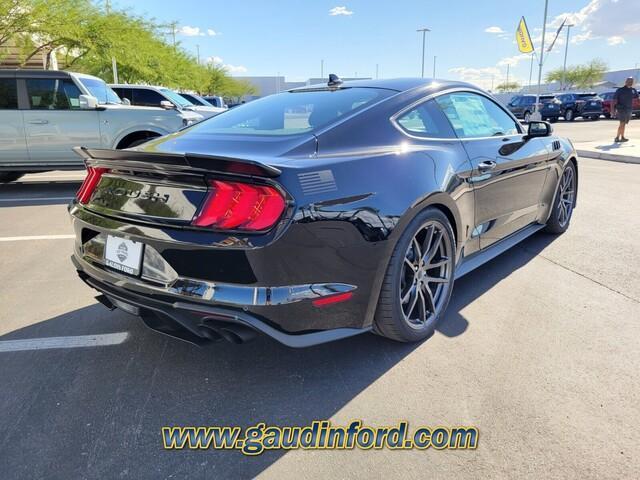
192, 179, 286, 231
76, 166, 108, 204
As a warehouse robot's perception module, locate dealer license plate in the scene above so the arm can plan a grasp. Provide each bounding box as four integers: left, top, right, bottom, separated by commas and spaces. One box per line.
104, 235, 144, 276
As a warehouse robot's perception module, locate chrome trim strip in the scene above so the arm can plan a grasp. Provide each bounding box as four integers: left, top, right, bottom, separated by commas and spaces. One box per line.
76, 244, 356, 308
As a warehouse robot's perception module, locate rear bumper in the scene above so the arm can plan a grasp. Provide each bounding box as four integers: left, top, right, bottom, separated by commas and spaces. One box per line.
69, 202, 382, 346
73, 256, 370, 347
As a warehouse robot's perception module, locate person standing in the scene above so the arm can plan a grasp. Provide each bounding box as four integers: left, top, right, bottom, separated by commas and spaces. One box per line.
613, 76, 635, 142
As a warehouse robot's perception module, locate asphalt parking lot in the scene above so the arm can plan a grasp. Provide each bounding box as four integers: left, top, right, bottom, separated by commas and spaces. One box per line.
1, 152, 639, 478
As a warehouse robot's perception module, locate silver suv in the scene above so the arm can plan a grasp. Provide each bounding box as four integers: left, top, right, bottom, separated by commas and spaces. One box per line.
0, 70, 203, 183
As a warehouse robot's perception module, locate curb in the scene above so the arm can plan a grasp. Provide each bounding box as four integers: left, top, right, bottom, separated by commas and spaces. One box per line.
576, 148, 640, 165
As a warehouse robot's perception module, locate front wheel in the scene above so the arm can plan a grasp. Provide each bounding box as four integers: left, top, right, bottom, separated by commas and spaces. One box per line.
545, 163, 576, 234
374, 208, 456, 342
564, 109, 575, 121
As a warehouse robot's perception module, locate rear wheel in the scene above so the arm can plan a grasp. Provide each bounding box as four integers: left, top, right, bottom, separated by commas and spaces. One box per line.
545, 163, 576, 234
374, 208, 455, 342
564, 109, 575, 121
0, 172, 24, 183
549, 117, 558, 123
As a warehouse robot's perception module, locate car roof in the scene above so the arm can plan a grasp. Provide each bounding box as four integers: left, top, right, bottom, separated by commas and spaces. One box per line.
109, 84, 165, 90
0, 68, 72, 79
289, 77, 479, 93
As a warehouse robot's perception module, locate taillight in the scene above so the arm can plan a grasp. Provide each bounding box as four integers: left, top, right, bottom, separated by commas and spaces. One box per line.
192, 179, 286, 231
76, 166, 108, 204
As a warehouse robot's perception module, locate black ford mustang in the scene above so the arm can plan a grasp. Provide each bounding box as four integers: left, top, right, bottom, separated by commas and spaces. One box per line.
69, 77, 578, 347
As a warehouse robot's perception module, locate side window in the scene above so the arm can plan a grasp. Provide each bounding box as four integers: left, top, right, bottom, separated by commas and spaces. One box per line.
26, 78, 82, 110
509, 97, 521, 106
435, 92, 520, 138
113, 88, 132, 103
0, 79, 18, 109
525, 97, 536, 105
396, 99, 455, 138
132, 89, 165, 107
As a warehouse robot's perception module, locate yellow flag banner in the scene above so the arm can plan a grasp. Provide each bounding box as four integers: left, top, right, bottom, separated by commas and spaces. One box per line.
516, 17, 534, 53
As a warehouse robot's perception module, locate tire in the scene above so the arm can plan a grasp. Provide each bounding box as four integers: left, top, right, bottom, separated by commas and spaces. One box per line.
564, 109, 575, 121
549, 117, 558, 123
0, 172, 24, 183
544, 162, 576, 234
590, 115, 599, 121
604, 112, 611, 119
374, 208, 456, 342
523, 111, 531, 123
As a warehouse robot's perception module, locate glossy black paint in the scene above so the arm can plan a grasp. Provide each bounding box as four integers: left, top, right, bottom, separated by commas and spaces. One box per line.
69, 78, 578, 346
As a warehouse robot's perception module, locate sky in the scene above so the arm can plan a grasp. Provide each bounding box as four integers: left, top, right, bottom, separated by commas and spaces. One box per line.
114, 0, 640, 89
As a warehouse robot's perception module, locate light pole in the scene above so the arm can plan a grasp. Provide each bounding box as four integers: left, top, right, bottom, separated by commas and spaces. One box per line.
561, 24, 574, 90
532, 0, 549, 121
417, 28, 430, 78
321, 59, 324, 78
433, 55, 437, 78
196, 44, 200, 65
506, 63, 510, 89
528, 53, 535, 90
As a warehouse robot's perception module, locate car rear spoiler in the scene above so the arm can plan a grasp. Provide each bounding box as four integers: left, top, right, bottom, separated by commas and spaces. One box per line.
73, 147, 282, 178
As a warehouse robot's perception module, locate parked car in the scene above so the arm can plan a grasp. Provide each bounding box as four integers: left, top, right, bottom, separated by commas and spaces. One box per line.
110, 84, 225, 119
201, 95, 229, 109
69, 77, 577, 348
600, 90, 640, 119
507, 94, 561, 123
555, 92, 603, 121
180, 92, 228, 110
0, 70, 203, 183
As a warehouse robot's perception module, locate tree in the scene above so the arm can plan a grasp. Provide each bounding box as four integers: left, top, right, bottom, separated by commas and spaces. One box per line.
0, 0, 252, 97
546, 59, 607, 90
495, 81, 521, 93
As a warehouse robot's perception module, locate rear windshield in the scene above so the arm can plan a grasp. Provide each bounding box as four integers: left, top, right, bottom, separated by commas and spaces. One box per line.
188, 87, 394, 136
578, 93, 598, 99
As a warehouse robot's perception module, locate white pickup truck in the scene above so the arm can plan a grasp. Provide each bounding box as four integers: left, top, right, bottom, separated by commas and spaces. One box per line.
0, 70, 203, 183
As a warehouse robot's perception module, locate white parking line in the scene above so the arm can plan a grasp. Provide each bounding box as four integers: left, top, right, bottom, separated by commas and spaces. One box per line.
0, 332, 129, 353
0, 197, 74, 202
0, 234, 75, 242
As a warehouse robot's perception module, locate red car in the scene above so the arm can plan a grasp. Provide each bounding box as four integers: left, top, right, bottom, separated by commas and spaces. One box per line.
601, 90, 640, 119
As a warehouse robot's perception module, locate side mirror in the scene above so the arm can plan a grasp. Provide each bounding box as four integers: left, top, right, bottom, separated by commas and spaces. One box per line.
78, 94, 98, 109
121, 98, 131, 106
525, 121, 552, 139
160, 100, 175, 110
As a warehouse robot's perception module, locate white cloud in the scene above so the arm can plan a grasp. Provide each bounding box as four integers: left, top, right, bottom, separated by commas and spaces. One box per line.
329, 6, 353, 16
179, 25, 205, 37
547, 0, 640, 46
206, 56, 247, 74
485, 26, 505, 34
607, 35, 626, 45
498, 54, 532, 67
224, 64, 248, 74
207, 29, 219, 36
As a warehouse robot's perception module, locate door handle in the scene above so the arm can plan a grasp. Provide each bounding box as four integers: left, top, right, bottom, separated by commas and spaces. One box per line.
478, 160, 497, 171
28, 119, 49, 125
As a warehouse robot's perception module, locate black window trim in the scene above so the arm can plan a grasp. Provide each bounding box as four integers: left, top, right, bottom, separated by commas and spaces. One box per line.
390, 87, 524, 141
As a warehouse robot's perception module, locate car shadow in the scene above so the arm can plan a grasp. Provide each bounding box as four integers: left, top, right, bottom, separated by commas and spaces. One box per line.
436, 231, 557, 338
0, 231, 558, 479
